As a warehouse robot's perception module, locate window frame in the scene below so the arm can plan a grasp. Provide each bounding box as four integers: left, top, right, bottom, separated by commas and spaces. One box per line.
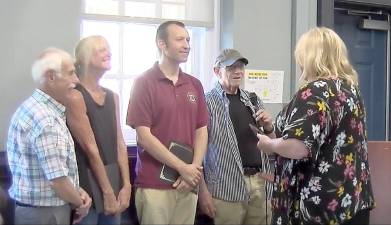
80, 0, 220, 146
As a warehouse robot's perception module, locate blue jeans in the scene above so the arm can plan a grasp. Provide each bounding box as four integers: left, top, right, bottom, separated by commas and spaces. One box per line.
76, 208, 121, 225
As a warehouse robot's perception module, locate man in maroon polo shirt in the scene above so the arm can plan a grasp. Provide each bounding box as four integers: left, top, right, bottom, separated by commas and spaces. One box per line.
126, 20, 208, 225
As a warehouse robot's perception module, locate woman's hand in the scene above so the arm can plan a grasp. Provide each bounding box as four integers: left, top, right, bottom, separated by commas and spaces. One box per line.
256, 133, 274, 155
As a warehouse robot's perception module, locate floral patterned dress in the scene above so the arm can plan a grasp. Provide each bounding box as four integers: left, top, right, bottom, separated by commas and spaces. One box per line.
271, 78, 375, 225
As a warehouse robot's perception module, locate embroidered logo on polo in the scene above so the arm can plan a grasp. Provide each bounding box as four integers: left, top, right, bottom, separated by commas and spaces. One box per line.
187, 92, 197, 103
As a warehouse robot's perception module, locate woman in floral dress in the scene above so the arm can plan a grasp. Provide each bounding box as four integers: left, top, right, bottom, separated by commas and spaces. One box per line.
257, 27, 375, 225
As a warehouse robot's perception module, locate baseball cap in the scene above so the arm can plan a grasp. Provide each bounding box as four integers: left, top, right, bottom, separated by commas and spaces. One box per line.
214, 49, 249, 67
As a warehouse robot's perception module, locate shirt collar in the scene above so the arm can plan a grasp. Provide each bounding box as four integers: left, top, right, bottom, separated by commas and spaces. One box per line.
152, 61, 190, 86
213, 82, 250, 102
33, 89, 66, 118
214, 82, 225, 97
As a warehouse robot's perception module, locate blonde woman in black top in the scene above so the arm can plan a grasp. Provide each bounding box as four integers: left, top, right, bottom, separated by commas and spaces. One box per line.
67, 36, 131, 225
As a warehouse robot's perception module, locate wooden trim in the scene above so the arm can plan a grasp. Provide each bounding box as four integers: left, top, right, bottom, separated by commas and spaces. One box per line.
367, 141, 391, 224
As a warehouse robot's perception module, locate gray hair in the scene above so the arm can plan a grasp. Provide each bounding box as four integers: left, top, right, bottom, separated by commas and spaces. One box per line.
31, 48, 70, 84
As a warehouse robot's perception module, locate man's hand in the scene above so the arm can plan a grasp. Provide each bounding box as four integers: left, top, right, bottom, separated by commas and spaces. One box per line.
177, 163, 203, 187
198, 187, 216, 218
173, 176, 194, 193
254, 109, 273, 132
258, 172, 274, 183
72, 188, 92, 224
117, 184, 132, 213
103, 191, 120, 215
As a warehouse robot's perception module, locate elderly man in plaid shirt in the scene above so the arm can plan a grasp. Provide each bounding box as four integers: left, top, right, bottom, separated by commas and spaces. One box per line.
6, 48, 91, 225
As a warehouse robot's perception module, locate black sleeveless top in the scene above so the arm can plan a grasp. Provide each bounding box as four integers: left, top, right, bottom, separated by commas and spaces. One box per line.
72, 84, 118, 198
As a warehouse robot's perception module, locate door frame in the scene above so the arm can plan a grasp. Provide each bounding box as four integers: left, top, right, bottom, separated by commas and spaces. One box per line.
318, 0, 391, 28
318, 0, 391, 140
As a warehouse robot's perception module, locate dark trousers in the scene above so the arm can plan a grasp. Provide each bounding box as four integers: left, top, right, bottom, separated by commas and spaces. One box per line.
342, 209, 370, 225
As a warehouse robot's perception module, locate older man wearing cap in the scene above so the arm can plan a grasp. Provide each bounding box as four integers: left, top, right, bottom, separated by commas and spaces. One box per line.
198, 49, 274, 225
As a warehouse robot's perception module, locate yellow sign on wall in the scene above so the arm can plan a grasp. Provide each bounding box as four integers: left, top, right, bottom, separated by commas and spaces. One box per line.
244, 69, 284, 103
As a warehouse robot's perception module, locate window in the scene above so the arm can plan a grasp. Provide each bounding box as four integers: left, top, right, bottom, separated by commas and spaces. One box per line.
81, 0, 218, 145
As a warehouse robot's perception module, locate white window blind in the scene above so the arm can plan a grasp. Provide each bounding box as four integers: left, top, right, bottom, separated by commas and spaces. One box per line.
84, 0, 214, 27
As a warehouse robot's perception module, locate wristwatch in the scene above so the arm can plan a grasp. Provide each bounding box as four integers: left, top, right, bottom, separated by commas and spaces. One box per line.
263, 124, 275, 134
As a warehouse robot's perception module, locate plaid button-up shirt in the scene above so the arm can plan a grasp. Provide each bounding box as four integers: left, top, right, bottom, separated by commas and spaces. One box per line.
7, 89, 79, 206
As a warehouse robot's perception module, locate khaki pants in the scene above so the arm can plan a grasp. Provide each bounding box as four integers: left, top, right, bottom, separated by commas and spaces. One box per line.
213, 174, 271, 225
135, 188, 198, 225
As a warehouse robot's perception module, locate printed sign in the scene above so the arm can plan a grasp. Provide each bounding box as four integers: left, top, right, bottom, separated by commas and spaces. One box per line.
244, 69, 284, 103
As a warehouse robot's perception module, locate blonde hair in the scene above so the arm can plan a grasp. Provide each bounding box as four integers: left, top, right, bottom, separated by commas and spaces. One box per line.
295, 27, 358, 85
74, 35, 108, 76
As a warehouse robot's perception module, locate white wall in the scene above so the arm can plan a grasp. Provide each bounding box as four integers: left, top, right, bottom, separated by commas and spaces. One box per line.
0, 0, 81, 150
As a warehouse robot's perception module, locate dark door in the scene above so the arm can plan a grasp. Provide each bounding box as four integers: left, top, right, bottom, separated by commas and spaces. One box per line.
334, 8, 388, 140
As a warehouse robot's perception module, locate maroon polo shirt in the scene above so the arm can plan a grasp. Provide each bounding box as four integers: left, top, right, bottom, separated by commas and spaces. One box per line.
127, 62, 209, 189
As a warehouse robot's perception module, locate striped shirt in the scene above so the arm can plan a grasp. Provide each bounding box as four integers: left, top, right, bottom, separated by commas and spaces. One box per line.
204, 82, 272, 202
7, 89, 79, 206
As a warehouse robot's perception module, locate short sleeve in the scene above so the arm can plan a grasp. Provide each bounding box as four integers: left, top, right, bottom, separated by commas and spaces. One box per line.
282, 80, 332, 161
34, 124, 68, 180
126, 76, 153, 128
